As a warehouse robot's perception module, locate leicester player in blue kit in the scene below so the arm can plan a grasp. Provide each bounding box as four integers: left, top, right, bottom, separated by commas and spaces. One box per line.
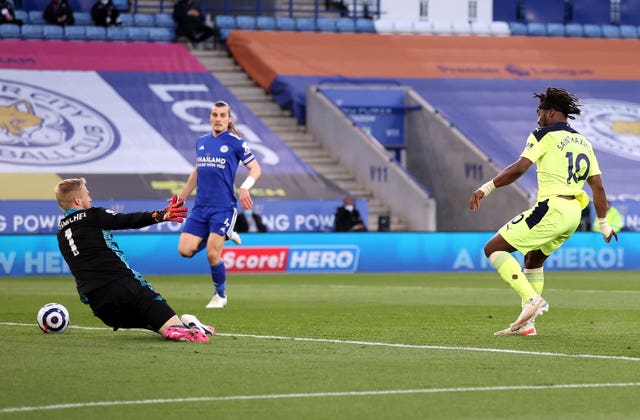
177, 100, 261, 308
469, 87, 618, 336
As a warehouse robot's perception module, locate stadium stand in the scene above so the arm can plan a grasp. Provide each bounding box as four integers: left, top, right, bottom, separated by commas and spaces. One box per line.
256, 15, 276, 31
42, 24, 64, 40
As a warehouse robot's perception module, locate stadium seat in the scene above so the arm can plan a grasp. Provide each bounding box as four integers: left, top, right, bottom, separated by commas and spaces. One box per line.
488, 21, 510, 36
0, 24, 21, 39
413, 20, 433, 34
295, 17, 316, 32
334, 18, 354, 33
236, 15, 256, 30
316, 17, 336, 32
508, 21, 527, 36
373, 19, 394, 34
526, 22, 546, 36
275, 16, 295, 31
74, 11, 92, 25
355, 18, 375, 33
256, 16, 276, 31
619, 25, 638, 39
119, 13, 133, 26
470, 21, 492, 36
27, 10, 45, 24
546, 23, 565, 37
215, 14, 235, 29
565, 23, 584, 37
14, 9, 28, 23
112, 0, 130, 12
583, 24, 602, 38
452, 21, 472, 35
601, 24, 621, 38
21, 24, 43, 39
393, 20, 414, 34
133, 13, 154, 27
85, 26, 106, 41
64, 25, 86, 40
42, 24, 64, 40
148, 26, 174, 42
432, 21, 453, 35
107, 26, 128, 41
155, 13, 175, 28
127, 26, 149, 41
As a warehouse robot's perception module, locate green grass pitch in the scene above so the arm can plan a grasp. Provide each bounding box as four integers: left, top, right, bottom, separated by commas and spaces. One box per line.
1, 271, 640, 419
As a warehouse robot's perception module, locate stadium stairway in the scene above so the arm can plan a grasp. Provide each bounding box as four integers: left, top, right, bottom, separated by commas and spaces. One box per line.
189, 48, 407, 231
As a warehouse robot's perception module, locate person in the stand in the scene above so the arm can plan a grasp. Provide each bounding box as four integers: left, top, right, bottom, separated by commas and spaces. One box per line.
334, 197, 368, 232
43, 0, 75, 26
91, 0, 122, 27
172, 0, 214, 43
0, 0, 23, 26
235, 208, 268, 233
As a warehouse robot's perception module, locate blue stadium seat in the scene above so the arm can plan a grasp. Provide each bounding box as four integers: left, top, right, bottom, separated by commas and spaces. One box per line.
0, 24, 21, 39
107, 26, 128, 41
14, 9, 28, 23
601, 24, 621, 38
154, 13, 175, 28
295, 17, 316, 32
619, 25, 638, 39
74, 11, 92, 25
215, 14, 235, 30
236, 15, 256, 30
527, 22, 547, 36
582, 24, 602, 38
316, 17, 336, 32
256, 16, 276, 30
546, 23, 565, 37
64, 25, 86, 40
112, 0, 130, 12
133, 13, 154, 27
21, 24, 43, 39
508, 21, 527, 36
564, 23, 584, 37
119, 13, 133, 26
42, 24, 64, 40
336, 18, 355, 33
275, 16, 295, 31
28, 10, 45, 24
148, 27, 174, 42
355, 18, 375, 33
127, 26, 149, 41
85, 26, 106, 40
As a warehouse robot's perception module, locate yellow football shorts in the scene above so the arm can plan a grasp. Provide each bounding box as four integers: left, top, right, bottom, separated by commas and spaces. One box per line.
499, 196, 583, 256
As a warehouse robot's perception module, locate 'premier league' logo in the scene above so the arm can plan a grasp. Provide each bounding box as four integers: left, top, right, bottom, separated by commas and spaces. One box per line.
572, 99, 640, 162
0, 79, 119, 166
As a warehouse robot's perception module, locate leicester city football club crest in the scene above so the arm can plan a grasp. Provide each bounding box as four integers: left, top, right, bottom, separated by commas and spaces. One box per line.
572, 99, 640, 161
220, 145, 229, 153
0, 79, 119, 166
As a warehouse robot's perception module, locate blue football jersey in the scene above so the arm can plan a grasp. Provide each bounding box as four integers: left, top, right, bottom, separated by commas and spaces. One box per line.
194, 130, 256, 209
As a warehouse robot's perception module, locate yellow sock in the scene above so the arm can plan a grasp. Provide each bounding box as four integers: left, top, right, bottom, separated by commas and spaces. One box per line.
489, 251, 537, 302
523, 267, 544, 307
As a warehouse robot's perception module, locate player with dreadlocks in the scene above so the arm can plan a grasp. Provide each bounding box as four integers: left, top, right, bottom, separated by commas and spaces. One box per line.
469, 87, 618, 336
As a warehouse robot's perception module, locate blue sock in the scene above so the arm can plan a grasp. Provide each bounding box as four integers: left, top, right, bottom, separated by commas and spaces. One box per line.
210, 261, 226, 297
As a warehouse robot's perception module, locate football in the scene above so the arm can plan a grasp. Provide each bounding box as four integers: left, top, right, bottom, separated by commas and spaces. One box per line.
37, 303, 70, 334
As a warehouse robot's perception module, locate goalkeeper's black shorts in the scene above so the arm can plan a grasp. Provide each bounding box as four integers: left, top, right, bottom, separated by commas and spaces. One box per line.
85, 276, 176, 333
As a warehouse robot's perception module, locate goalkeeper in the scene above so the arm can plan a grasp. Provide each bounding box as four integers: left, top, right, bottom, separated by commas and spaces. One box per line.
55, 177, 214, 343
469, 87, 618, 337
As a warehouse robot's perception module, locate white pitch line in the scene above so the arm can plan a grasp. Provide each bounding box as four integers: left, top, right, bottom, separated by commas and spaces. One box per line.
3, 322, 640, 363
2, 382, 640, 413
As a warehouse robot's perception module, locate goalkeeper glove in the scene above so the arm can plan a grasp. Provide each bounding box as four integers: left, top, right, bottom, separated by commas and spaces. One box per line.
153, 195, 188, 223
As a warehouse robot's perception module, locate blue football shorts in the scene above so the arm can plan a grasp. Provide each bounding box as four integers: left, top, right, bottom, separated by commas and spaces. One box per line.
182, 206, 238, 239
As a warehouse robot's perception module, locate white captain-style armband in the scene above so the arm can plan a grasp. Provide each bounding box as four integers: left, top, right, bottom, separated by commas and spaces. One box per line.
240, 176, 256, 190
597, 217, 613, 238
478, 180, 496, 197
